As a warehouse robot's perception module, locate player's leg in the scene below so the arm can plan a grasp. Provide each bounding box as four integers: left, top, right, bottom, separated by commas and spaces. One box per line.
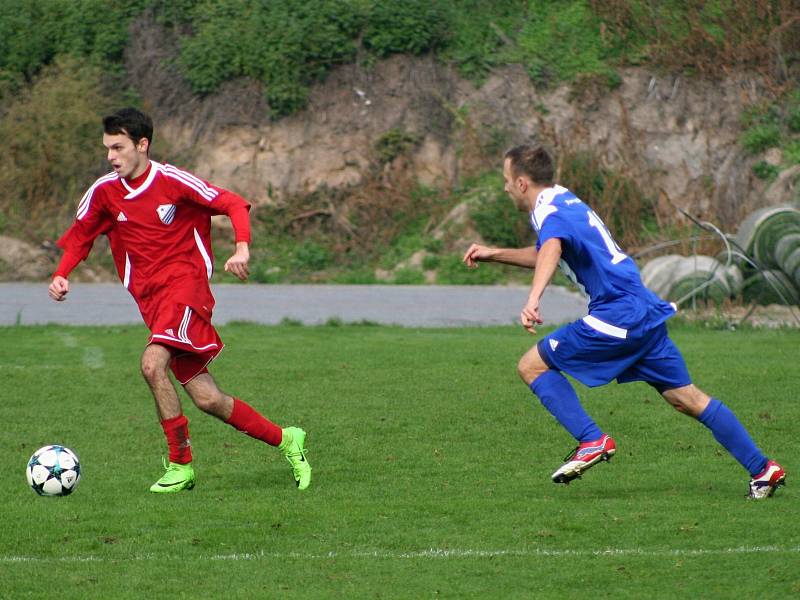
183, 372, 312, 490
141, 343, 182, 419
519, 344, 604, 442
659, 383, 709, 416
621, 327, 785, 498
140, 343, 195, 493
662, 384, 785, 498
519, 343, 615, 484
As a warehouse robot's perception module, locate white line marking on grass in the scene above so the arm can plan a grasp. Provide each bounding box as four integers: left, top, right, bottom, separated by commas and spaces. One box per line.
3, 546, 799, 563
211, 546, 800, 560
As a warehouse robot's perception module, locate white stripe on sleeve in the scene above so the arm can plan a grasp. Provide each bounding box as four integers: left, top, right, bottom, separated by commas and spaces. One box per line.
77, 172, 117, 220
162, 164, 219, 202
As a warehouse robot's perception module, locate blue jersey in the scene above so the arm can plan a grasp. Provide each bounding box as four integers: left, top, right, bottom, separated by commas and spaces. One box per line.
531, 185, 675, 333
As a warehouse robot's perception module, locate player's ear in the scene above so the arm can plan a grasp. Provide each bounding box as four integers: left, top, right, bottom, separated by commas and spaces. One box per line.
137, 138, 149, 154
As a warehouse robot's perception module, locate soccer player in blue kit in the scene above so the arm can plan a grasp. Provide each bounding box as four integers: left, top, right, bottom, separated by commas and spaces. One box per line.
463, 144, 786, 499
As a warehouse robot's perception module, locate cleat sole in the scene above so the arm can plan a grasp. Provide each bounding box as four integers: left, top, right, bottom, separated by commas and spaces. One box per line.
552, 449, 616, 484
149, 477, 196, 494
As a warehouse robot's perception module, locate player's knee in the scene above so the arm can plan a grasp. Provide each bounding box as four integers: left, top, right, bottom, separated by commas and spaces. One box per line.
140, 355, 167, 384
517, 355, 542, 385
666, 399, 691, 415
661, 385, 710, 418
516, 356, 527, 381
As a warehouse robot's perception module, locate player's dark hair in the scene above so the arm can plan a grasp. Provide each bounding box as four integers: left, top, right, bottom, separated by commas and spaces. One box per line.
103, 107, 153, 149
504, 144, 554, 186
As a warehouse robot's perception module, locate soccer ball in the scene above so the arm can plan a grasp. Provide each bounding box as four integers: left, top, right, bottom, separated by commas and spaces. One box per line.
26, 445, 81, 496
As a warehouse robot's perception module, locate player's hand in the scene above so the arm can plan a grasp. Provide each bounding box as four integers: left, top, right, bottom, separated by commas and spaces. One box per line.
462, 243, 494, 268
48, 276, 70, 302
224, 242, 250, 281
520, 298, 543, 335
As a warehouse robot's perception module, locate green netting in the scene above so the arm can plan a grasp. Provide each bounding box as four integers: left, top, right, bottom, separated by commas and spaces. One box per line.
742, 270, 800, 305
774, 234, 800, 289
669, 275, 730, 305
639, 254, 684, 297
782, 248, 800, 286
735, 206, 800, 268
774, 233, 800, 265
641, 255, 741, 305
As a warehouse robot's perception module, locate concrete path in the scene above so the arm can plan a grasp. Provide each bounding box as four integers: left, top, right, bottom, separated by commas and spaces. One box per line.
0, 282, 587, 327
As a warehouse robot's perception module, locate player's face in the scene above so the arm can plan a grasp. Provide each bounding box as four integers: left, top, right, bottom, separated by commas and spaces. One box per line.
502, 158, 528, 211
103, 132, 149, 180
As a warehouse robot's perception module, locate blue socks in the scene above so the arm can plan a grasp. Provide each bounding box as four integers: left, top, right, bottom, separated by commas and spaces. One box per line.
529, 373, 767, 476
529, 370, 603, 443
698, 398, 767, 476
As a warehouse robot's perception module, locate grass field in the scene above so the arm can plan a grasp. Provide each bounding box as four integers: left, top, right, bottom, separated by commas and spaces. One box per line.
1, 322, 798, 599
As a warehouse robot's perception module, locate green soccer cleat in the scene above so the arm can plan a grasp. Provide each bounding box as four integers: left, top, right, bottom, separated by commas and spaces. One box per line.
149, 461, 196, 493
279, 427, 312, 490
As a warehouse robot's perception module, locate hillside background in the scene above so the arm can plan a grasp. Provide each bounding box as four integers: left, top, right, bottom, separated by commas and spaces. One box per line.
1, 0, 799, 285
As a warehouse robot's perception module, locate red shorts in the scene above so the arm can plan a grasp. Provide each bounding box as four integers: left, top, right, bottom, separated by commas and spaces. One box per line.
147, 304, 223, 384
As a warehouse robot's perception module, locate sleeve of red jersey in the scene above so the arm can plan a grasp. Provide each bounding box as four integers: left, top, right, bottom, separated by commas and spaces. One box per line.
53, 250, 84, 279
214, 189, 252, 244
54, 190, 113, 278
169, 167, 252, 244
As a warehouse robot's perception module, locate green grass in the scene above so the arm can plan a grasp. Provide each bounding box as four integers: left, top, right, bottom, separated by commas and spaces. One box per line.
1, 323, 798, 598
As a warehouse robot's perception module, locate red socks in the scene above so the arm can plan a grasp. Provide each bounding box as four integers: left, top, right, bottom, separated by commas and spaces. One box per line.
160, 400, 282, 460
226, 398, 283, 447
160, 414, 193, 464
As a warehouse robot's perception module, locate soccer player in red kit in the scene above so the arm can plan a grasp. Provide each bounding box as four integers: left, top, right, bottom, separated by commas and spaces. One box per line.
48, 107, 311, 492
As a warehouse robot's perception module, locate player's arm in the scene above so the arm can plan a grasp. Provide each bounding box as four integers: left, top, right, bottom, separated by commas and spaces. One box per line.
463, 244, 538, 269
224, 240, 250, 281
48, 250, 83, 301
196, 182, 252, 281
213, 191, 251, 281
49, 191, 111, 301
520, 238, 562, 334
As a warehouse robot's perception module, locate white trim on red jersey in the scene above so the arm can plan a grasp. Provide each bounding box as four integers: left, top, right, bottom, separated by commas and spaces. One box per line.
121, 162, 159, 199
160, 163, 219, 202
123, 252, 131, 289
193, 227, 213, 279
77, 172, 118, 220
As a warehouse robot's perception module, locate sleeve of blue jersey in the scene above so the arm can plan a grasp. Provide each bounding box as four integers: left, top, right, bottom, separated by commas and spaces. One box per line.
535, 211, 571, 249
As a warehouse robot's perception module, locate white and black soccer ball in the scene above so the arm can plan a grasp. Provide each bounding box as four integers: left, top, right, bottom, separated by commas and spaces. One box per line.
26, 445, 81, 496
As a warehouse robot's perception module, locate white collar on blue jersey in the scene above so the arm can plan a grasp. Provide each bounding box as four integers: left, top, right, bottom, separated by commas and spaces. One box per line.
530, 185, 570, 231
534, 184, 569, 209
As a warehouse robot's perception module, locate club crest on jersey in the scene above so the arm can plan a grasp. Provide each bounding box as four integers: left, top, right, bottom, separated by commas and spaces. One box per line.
156, 204, 176, 225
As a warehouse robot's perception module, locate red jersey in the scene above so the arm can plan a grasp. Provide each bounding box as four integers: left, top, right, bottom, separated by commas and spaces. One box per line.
57, 161, 250, 327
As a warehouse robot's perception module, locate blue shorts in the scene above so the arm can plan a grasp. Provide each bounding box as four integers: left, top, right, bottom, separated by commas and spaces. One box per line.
538, 319, 691, 391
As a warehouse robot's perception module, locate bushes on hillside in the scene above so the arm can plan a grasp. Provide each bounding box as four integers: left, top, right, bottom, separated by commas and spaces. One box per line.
0, 57, 119, 242
0, 0, 134, 96
363, 0, 452, 57
179, 0, 362, 116
2, 0, 797, 117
